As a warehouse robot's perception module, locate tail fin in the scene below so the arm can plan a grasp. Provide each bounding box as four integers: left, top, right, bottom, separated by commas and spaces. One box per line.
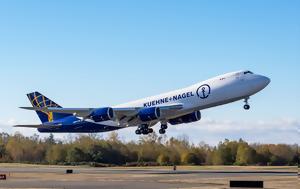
27, 92, 71, 123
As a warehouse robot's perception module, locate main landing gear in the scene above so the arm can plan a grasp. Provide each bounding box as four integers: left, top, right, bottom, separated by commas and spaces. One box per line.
135, 123, 168, 135
159, 123, 168, 134
135, 124, 153, 135
244, 97, 250, 110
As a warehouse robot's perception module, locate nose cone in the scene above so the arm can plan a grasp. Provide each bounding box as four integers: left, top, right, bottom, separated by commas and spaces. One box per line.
257, 75, 271, 90
262, 76, 271, 87
246, 74, 271, 95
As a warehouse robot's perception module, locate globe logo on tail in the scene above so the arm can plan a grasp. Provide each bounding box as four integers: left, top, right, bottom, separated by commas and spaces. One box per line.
196, 84, 211, 99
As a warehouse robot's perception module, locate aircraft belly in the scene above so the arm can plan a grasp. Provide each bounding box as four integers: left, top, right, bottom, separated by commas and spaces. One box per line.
38, 121, 122, 133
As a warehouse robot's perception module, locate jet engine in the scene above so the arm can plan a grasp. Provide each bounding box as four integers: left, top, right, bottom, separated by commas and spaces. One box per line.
138, 107, 161, 122
168, 111, 201, 125
89, 107, 114, 122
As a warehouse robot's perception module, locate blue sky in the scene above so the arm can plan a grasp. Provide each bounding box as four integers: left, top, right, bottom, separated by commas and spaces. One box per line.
0, 0, 299, 144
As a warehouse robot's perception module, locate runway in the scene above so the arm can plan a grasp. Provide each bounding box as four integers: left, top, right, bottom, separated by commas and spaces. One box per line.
0, 164, 297, 189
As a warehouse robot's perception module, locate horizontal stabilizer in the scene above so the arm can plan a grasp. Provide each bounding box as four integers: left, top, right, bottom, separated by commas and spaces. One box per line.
20, 107, 93, 117
14, 124, 61, 129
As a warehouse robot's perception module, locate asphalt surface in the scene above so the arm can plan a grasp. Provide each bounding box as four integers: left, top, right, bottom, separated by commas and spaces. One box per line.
0, 166, 297, 189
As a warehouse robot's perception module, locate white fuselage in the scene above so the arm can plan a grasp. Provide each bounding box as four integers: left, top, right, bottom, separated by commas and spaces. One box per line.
17, 70, 270, 133
107, 70, 270, 127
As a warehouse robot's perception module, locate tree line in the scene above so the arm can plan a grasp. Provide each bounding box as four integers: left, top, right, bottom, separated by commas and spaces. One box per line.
0, 132, 298, 166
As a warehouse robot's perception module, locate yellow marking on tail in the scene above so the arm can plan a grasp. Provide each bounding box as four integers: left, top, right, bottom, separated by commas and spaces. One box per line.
48, 112, 53, 122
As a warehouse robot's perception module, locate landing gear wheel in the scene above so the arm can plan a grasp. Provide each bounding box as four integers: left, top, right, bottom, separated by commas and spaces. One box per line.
159, 129, 166, 134
148, 128, 153, 133
142, 129, 149, 135
244, 104, 250, 110
243, 97, 250, 110
137, 124, 150, 135
161, 124, 168, 130
135, 129, 141, 135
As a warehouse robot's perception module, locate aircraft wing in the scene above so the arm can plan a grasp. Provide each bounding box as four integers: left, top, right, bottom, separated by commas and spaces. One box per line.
113, 103, 183, 117
113, 104, 183, 124
20, 103, 183, 123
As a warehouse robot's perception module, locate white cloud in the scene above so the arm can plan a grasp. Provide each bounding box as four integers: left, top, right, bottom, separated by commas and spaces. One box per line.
164, 117, 300, 145
0, 117, 299, 145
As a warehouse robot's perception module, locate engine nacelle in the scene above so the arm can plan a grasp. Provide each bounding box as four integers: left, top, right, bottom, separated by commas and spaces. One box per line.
138, 107, 161, 122
89, 107, 114, 122
168, 111, 201, 125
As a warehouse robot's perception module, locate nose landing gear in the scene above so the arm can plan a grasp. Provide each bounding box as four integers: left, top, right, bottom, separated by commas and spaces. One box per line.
244, 97, 250, 110
244, 104, 250, 110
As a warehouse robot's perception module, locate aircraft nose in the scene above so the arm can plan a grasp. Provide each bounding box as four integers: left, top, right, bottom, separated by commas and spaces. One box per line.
257, 75, 271, 89
262, 76, 271, 86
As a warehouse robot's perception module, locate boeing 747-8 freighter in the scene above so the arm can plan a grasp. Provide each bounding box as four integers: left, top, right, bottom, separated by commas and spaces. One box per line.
16, 70, 270, 135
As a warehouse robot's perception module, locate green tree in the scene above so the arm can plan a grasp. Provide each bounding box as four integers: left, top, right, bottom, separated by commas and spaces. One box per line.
235, 144, 256, 165
1, 132, 297, 166
66, 147, 87, 162
181, 152, 198, 165
45, 133, 56, 145
0, 144, 6, 160
211, 141, 234, 165
46, 144, 67, 163
5, 134, 25, 162
268, 144, 296, 165
157, 154, 170, 165
254, 144, 271, 165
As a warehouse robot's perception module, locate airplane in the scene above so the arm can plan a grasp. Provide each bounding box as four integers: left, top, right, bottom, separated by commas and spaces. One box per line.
15, 70, 270, 135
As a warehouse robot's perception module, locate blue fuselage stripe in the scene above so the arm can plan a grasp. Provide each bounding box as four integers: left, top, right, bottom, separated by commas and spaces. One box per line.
38, 116, 121, 133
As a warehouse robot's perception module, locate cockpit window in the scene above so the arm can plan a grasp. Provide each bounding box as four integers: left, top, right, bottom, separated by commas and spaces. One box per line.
244, 71, 253, 75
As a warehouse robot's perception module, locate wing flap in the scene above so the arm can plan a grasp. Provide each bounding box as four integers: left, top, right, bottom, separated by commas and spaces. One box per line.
159, 103, 183, 110
113, 103, 183, 124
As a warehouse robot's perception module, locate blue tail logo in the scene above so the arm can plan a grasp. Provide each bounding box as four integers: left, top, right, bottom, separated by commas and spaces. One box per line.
27, 92, 70, 123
